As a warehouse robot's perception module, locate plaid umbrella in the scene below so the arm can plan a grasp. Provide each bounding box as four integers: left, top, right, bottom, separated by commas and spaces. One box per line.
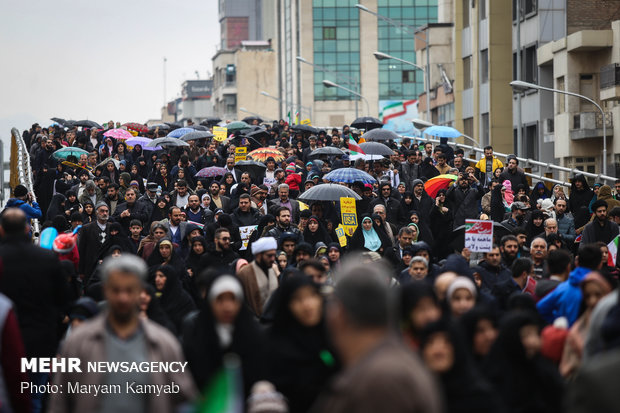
122, 122, 149, 133
195, 167, 228, 178
323, 168, 376, 184
103, 128, 133, 140
248, 148, 285, 162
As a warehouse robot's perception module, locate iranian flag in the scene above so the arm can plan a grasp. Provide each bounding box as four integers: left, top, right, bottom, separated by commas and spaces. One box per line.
608, 235, 619, 266
348, 135, 365, 156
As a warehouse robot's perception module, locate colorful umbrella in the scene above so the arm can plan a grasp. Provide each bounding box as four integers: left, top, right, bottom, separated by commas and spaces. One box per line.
166, 128, 194, 138
195, 167, 228, 178
126, 136, 160, 151
323, 168, 376, 184
424, 174, 458, 198
122, 122, 149, 133
52, 147, 89, 160
103, 128, 133, 140
247, 148, 285, 162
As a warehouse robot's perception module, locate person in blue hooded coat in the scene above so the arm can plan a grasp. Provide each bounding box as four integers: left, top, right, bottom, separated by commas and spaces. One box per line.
6, 184, 42, 221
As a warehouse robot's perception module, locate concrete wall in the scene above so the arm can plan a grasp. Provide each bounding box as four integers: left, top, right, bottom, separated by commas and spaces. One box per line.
236, 50, 279, 121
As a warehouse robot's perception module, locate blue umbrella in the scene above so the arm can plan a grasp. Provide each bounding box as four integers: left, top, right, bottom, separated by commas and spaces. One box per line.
166, 127, 194, 138
422, 125, 462, 139
323, 168, 376, 184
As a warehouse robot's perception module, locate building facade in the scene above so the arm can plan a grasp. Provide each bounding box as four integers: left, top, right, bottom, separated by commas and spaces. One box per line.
219, 0, 263, 50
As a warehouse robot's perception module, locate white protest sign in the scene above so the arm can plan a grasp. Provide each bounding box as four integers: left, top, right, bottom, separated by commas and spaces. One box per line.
239, 225, 258, 251
464, 219, 494, 253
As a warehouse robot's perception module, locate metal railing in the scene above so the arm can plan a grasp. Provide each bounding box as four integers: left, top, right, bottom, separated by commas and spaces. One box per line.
10, 128, 40, 239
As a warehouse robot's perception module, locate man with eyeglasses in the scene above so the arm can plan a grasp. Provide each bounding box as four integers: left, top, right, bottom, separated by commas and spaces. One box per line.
200, 228, 239, 271
369, 181, 406, 227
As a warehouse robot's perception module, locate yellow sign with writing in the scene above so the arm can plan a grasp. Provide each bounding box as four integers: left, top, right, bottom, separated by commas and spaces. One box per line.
335, 225, 347, 247
213, 126, 227, 142
299, 201, 309, 211
235, 147, 247, 163
340, 197, 357, 236
301, 119, 311, 125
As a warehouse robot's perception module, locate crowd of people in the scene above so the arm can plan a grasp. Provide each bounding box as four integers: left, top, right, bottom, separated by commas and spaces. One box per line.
1, 118, 620, 412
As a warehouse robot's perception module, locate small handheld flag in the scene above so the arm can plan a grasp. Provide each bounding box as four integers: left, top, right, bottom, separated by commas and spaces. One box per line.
348, 134, 365, 156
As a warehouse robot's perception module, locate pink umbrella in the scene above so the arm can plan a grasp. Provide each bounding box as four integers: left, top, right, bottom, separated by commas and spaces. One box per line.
103, 128, 133, 140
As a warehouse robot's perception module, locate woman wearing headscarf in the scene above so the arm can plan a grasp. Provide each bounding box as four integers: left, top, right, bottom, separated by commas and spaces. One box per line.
400, 282, 442, 350
154, 163, 173, 192
302, 215, 332, 247
102, 159, 119, 185
419, 319, 505, 413
147, 238, 186, 275
349, 215, 390, 254
430, 188, 454, 260
81, 200, 96, 224
266, 276, 339, 413
151, 265, 196, 333
525, 209, 546, 243
185, 236, 207, 278
150, 196, 170, 223
220, 172, 235, 197
459, 306, 499, 368
530, 182, 552, 207
46, 193, 67, 221
139, 284, 176, 334
138, 222, 169, 260
419, 157, 439, 180
183, 274, 267, 395
114, 141, 132, 164
560, 272, 612, 378
484, 311, 564, 413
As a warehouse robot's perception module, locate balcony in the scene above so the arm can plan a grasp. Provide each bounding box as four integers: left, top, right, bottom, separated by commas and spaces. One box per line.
570, 112, 613, 140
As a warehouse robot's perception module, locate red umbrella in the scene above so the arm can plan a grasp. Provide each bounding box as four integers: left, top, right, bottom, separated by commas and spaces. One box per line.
424, 174, 458, 198
122, 122, 148, 133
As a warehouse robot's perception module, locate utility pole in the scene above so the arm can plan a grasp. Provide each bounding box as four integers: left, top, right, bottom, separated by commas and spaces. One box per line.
163, 57, 167, 106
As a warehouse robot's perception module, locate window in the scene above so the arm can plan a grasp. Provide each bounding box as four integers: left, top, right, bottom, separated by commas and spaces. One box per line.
463, 117, 474, 139
225, 64, 236, 84
579, 74, 597, 112
481, 113, 490, 147
463, 56, 473, 89
323, 27, 336, 40
463, 0, 470, 28
402, 70, 416, 83
480, 49, 489, 83
557, 76, 565, 113
438, 103, 455, 126
525, 123, 538, 160
524, 46, 537, 83
479, 0, 486, 20
524, 0, 537, 15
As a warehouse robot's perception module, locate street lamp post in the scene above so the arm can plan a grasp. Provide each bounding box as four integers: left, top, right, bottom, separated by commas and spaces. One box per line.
322, 80, 370, 116
297, 56, 360, 118
259, 90, 313, 122
510, 80, 608, 176
356, 4, 432, 122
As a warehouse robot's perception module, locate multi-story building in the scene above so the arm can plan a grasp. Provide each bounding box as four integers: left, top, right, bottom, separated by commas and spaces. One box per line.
219, 0, 263, 50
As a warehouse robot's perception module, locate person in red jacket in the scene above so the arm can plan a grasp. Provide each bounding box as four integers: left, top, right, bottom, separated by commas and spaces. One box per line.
284, 163, 302, 198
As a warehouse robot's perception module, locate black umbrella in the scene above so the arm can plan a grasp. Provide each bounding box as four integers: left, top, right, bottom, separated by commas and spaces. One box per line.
200, 116, 222, 126
244, 128, 270, 141
50, 118, 74, 128
351, 116, 383, 131
190, 125, 209, 131
359, 141, 394, 156
165, 122, 182, 131
360, 128, 400, 141
298, 183, 361, 202
180, 131, 214, 141
147, 137, 190, 148
450, 222, 512, 253
309, 147, 346, 157
148, 124, 170, 132
234, 160, 267, 183
242, 116, 263, 124
73, 120, 102, 129
291, 124, 319, 134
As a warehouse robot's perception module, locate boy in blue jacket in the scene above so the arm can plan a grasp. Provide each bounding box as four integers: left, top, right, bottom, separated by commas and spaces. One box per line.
5, 184, 42, 221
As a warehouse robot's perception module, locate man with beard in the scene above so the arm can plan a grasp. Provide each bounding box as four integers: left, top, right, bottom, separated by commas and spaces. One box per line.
135, 182, 159, 224
501, 202, 528, 231
369, 182, 406, 227
112, 188, 148, 235
446, 173, 482, 227
410, 179, 434, 219
474, 245, 512, 293
530, 237, 549, 279
499, 235, 520, 267
554, 198, 576, 243
236, 237, 279, 317
49, 255, 197, 413
162, 206, 189, 246
184, 194, 213, 225
269, 184, 300, 224
266, 207, 303, 242
104, 183, 121, 216
232, 194, 261, 227
78, 202, 111, 282
582, 200, 620, 244
199, 228, 239, 270
251, 185, 269, 215
208, 181, 231, 213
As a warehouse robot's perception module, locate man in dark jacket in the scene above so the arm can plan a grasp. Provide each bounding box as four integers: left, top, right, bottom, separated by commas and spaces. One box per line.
474, 246, 512, 293
446, 174, 482, 227
410, 179, 434, 218
78, 202, 111, 281
199, 228, 239, 270
369, 182, 406, 226
111, 188, 148, 235
231, 194, 261, 227
400, 151, 420, 191
569, 174, 594, 216
499, 155, 529, 192
582, 200, 620, 245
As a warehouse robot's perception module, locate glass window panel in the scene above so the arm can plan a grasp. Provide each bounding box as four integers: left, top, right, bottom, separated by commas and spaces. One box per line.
325, 40, 336, 51
313, 0, 322, 6
313, 8, 322, 20
379, 71, 389, 82
336, 8, 348, 20
402, 7, 415, 18
350, 41, 359, 51
323, 0, 336, 7
323, 7, 335, 19
337, 27, 349, 39
403, 83, 416, 97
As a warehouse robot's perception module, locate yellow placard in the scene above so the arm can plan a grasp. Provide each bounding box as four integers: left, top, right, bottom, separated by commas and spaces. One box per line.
340, 197, 357, 236
301, 119, 311, 125
335, 225, 347, 247
235, 146, 247, 163
213, 126, 227, 142
299, 201, 309, 211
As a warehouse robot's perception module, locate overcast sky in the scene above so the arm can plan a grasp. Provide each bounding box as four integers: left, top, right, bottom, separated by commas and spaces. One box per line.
0, 0, 219, 135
